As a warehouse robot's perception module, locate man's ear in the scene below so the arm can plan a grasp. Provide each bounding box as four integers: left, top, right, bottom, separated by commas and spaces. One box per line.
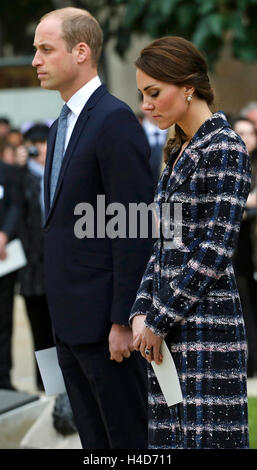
73, 42, 91, 64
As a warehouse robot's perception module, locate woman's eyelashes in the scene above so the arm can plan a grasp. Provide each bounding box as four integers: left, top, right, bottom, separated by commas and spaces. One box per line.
150, 90, 160, 98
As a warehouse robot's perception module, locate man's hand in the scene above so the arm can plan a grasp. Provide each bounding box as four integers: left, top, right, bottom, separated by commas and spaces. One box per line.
0, 231, 8, 260
108, 323, 134, 362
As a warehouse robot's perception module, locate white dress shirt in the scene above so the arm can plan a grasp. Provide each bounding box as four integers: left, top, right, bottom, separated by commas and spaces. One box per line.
64, 75, 102, 151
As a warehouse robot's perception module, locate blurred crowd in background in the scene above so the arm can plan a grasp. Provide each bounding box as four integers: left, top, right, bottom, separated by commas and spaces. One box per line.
0, 100, 257, 395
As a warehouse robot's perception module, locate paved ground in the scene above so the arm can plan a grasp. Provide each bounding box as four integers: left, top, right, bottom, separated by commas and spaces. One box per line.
12, 295, 37, 393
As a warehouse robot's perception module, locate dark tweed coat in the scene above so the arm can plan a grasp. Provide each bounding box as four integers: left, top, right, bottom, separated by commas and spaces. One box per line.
130, 112, 251, 449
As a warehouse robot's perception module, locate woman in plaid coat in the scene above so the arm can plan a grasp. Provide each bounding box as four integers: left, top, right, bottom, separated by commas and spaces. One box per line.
130, 37, 250, 449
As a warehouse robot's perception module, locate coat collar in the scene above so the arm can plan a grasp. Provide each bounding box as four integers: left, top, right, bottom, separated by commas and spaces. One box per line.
44, 84, 107, 223
187, 111, 230, 150
162, 111, 230, 199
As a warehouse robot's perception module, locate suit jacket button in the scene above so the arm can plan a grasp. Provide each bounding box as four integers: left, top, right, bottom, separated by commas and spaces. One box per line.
44, 225, 50, 233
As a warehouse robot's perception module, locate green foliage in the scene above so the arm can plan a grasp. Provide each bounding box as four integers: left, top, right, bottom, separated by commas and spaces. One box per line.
92, 0, 257, 67
0, 0, 257, 67
248, 397, 257, 449
0, 0, 53, 55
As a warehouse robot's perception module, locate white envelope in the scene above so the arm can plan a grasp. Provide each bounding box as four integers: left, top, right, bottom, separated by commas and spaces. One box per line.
35, 347, 66, 396
0, 238, 27, 277
151, 340, 183, 407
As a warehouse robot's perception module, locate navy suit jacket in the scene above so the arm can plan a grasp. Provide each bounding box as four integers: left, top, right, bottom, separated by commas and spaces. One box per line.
44, 84, 154, 344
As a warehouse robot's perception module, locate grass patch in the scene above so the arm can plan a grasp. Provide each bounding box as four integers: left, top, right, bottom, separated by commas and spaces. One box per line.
248, 397, 257, 449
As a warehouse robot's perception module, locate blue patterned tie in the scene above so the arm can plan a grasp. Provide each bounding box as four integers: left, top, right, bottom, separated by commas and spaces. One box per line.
50, 103, 70, 206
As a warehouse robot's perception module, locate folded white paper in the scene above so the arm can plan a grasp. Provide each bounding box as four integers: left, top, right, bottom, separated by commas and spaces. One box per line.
0, 238, 27, 277
35, 347, 66, 396
151, 340, 183, 407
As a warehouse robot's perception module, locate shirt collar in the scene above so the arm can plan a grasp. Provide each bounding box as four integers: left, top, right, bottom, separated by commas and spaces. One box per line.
66, 75, 102, 117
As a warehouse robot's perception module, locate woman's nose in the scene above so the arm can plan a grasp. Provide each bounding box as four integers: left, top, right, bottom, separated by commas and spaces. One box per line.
141, 99, 154, 112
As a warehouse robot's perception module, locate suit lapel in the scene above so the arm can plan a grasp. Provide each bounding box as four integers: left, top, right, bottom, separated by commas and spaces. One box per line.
44, 120, 57, 214
44, 84, 107, 224
47, 106, 91, 217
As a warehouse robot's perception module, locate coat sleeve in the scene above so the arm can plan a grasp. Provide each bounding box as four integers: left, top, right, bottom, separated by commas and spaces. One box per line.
128, 242, 157, 324
96, 106, 155, 325
145, 135, 251, 336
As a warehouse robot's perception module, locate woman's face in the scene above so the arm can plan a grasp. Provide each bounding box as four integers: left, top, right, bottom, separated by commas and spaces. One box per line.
136, 68, 189, 130
234, 120, 257, 154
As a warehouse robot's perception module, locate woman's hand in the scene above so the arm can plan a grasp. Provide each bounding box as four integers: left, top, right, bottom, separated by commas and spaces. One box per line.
131, 315, 163, 365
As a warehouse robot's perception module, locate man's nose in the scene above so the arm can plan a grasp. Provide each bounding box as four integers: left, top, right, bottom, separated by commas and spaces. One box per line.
32, 50, 42, 67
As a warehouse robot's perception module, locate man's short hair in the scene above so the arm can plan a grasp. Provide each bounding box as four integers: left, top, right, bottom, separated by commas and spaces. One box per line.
40, 7, 103, 66
0, 117, 10, 126
24, 123, 50, 143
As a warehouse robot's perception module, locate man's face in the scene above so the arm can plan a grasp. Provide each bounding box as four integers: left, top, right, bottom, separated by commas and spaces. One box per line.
0, 123, 10, 137
32, 16, 79, 99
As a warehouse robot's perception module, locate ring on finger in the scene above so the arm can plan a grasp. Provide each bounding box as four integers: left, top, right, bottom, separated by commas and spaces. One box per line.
145, 347, 152, 356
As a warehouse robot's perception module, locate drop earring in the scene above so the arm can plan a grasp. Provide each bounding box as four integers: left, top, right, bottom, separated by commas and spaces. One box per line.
186, 95, 192, 102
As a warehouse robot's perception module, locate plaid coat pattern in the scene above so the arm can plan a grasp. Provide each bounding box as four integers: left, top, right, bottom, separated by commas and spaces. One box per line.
130, 112, 251, 449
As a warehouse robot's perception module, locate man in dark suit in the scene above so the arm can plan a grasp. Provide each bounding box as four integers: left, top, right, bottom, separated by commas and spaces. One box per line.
32, 7, 154, 448
0, 160, 22, 389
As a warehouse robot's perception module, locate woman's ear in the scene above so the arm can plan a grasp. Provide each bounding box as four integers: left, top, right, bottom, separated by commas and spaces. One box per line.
184, 85, 195, 97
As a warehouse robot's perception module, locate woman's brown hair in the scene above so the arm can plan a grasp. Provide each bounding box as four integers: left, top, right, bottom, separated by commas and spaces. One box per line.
135, 36, 215, 161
